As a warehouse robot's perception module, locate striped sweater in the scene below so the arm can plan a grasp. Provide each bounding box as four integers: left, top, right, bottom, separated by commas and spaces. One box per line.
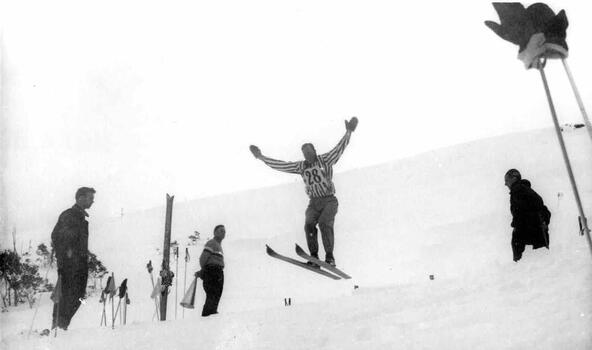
260, 130, 352, 198
200, 238, 224, 268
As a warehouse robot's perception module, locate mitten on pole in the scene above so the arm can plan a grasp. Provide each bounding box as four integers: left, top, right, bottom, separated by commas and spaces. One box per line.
485, 2, 568, 69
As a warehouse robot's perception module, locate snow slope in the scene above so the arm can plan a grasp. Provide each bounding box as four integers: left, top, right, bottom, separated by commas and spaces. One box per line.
2, 127, 591, 349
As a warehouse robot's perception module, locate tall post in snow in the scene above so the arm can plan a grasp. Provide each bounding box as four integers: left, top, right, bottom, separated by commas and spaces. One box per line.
159, 194, 175, 320
538, 60, 592, 256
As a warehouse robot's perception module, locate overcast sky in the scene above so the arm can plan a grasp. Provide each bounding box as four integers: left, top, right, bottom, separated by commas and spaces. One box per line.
1, 0, 591, 236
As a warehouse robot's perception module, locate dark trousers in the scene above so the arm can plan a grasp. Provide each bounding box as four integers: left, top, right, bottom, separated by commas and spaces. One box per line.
511, 225, 550, 262
304, 195, 338, 257
202, 266, 224, 317
511, 231, 526, 262
52, 269, 88, 330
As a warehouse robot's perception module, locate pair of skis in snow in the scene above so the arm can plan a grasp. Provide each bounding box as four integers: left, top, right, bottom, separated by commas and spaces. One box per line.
266, 244, 351, 280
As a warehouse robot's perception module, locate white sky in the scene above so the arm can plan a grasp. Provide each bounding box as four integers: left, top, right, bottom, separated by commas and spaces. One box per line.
1, 0, 591, 233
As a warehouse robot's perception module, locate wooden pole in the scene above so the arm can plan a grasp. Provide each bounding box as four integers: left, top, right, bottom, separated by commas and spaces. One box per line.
561, 59, 592, 145
175, 246, 179, 320
538, 61, 592, 258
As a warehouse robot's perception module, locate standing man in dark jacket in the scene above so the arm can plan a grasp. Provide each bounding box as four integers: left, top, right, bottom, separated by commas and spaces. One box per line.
504, 169, 550, 262
51, 187, 95, 330
196, 225, 226, 317
249, 117, 358, 267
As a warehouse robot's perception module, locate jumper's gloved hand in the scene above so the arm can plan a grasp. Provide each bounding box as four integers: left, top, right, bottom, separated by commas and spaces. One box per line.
194, 270, 203, 279
345, 117, 358, 132
249, 145, 262, 159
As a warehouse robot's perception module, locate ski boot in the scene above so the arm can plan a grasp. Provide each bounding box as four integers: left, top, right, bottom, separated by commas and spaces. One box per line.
325, 253, 336, 267
306, 252, 321, 268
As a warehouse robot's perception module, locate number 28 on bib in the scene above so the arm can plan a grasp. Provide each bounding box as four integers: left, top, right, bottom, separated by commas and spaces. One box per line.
302, 166, 334, 197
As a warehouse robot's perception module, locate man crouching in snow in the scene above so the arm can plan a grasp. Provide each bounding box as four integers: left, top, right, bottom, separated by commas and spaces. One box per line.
504, 169, 551, 262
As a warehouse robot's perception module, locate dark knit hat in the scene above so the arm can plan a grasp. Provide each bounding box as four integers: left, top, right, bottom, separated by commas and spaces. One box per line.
505, 169, 522, 180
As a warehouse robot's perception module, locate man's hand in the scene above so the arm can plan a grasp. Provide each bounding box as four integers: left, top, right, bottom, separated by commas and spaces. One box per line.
250, 145, 262, 159
345, 117, 358, 132
194, 270, 203, 279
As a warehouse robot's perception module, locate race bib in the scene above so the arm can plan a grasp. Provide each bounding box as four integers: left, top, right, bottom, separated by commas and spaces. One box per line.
302, 165, 333, 196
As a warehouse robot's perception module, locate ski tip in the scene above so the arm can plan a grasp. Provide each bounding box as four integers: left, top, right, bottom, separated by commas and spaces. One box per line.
265, 245, 274, 254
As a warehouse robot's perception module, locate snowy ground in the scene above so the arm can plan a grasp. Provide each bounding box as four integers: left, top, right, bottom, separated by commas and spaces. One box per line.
2, 127, 591, 349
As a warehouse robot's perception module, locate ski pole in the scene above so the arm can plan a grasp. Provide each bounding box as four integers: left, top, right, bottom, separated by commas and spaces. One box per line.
175, 246, 179, 320
111, 294, 115, 328
100, 294, 107, 326
147, 261, 160, 320
113, 299, 121, 329
124, 293, 129, 325
183, 247, 189, 319
538, 58, 592, 259
113, 278, 128, 327
109, 272, 116, 328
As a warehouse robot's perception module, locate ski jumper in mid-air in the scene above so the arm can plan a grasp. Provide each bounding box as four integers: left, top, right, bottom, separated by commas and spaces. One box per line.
250, 117, 358, 267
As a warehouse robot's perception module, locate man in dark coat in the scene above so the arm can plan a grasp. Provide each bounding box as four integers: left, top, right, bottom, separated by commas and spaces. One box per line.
504, 169, 550, 262
51, 187, 95, 330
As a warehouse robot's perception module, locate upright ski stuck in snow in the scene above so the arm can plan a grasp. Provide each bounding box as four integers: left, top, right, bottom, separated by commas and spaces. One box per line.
265, 245, 341, 280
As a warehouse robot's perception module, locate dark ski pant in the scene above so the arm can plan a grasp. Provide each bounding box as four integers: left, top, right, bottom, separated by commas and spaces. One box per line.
202, 265, 224, 317
52, 269, 88, 330
511, 232, 526, 262
304, 195, 338, 258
